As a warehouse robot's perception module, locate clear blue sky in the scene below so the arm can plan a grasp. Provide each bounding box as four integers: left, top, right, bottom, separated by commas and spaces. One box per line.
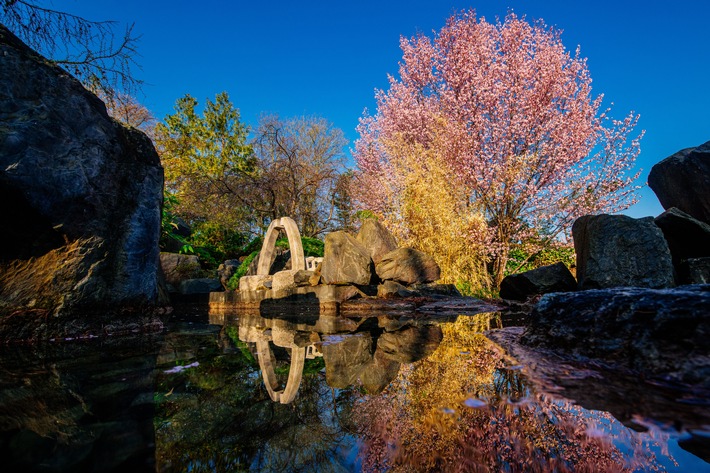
67, 0, 709, 218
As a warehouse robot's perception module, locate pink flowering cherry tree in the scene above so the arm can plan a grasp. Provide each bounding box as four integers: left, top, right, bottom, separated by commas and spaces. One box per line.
354, 10, 642, 287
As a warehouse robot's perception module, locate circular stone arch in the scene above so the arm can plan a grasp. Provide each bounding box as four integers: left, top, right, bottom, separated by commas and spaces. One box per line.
256, 217, 305, 275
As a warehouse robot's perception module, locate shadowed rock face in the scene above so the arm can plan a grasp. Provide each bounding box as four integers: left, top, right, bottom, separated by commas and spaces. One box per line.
0, 25, 164, 318
356, 219, 398, 264
320, 231, 375, 285
500, 262, 577, 301
376, 247, 441, 285
572, 214, 674, 289
648, 140, 710, 225
654, 208, 710, 284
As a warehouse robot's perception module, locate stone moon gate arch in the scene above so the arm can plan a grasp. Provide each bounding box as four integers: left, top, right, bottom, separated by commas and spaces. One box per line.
256, 217, 306, 275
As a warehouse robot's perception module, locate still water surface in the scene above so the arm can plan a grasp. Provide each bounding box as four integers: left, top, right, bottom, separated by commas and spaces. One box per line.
0, 306, 708, 472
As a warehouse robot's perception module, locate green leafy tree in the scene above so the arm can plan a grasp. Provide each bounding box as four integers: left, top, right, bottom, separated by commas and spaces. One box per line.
155, 92, 256, 234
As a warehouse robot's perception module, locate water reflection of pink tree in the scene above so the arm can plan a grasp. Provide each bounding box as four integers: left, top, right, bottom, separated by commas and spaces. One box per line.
353, 318, 667, 472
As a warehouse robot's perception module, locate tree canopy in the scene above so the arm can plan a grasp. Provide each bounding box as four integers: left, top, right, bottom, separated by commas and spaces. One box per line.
353, 10, 642, 288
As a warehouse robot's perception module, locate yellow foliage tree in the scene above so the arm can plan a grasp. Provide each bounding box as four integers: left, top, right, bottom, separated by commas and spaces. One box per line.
364, 130, 491, 293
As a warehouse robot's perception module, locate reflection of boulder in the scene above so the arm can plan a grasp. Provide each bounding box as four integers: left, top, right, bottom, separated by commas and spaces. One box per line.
321, 333, 373, 388
572, 214, 674, 289
376, 248, 441, 285
377, 325, 443, 363
361, 350, 401, 394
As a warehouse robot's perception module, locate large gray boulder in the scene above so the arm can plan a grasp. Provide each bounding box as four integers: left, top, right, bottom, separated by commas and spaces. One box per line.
0, 26, 163, 318
572, 214, 674, 289
356, 219, 398, 264
375, 247, 441, 285
648, 140, 710, 224
499, 262, 577, 301
520, 285, 710, 389
320, 231, 374, 285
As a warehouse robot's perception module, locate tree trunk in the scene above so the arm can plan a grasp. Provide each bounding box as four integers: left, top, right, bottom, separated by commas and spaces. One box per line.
492, 248, 509, 290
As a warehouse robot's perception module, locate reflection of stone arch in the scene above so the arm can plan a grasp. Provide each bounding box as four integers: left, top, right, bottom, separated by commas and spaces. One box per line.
257, 217, 305, 275
256, 339, 305, 404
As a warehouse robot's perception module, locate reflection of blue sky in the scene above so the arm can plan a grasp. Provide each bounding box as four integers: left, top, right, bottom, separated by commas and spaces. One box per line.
549, 398, 710, 472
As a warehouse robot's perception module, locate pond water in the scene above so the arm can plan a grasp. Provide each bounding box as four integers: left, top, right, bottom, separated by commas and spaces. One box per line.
1, 306, 708, 472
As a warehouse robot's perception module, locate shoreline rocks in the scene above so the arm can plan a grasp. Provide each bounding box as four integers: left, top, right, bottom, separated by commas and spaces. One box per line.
0, 25, 164, 320
520, 285, 710, 389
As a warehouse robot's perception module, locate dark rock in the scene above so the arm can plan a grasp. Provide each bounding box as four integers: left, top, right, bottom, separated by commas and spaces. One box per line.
520, 285, 710, 388
654, 208, 710, 281
377, 280, 417, 298
320, 231, 375, 285
376, 247, 441, 285
679, 258, 710, 284
500, 262, 577, 301
178, 278, 223, 295
160, 253, 202, 287
648, 140, 710, 224
356, 219, 398, 264
0, 25, 163, 317
216, 259, 241, 290
572, 214, 674, 289
377, 324, 443, 363
409, 283, 462, 298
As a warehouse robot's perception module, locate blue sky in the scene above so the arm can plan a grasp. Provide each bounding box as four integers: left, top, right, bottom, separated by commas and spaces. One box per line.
66, 0, 709, 218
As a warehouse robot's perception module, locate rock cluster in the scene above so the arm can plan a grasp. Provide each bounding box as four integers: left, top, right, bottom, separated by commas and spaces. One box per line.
236, 218, 451, 301
500, 139, 710, 300
0, 25, 163, 321
509, 140, 710, 387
